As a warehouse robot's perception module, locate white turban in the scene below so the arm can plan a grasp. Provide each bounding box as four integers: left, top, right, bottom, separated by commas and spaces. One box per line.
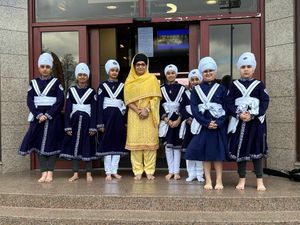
236, 52, 257, 70
75, 63, 90, 78
105, 59, 120, 74
164, 64, 178, 75
198, 57, 217, 74
188, 69, 203, 82
38, 53, 53, 68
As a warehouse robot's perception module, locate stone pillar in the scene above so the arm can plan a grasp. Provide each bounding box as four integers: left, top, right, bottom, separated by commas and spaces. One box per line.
265, 0, 296, 170
0, 0, 30, 173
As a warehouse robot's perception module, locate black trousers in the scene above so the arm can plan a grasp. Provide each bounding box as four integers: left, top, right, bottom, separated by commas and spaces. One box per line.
39, 155, 58, 172
72, 160, 93, 173
237, 158, 263, 178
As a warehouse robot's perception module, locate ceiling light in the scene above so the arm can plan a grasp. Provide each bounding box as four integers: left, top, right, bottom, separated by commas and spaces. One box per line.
166, 3, 177, 14
107, 5, 117, 9
206, 0, 217, 5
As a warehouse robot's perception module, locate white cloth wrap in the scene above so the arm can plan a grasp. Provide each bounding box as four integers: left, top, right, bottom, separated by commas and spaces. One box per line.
191, 102, 225, 135
103, 97, 126, 115
228, 96, 265, 133
27, 96, 57, 122
159, 102, 180, 138
227, 80, 265, 134
71, 104, 91, 118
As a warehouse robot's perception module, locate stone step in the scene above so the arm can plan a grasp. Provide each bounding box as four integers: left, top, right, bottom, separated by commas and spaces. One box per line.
0, 206, 299, 225
0, 193, 299, 212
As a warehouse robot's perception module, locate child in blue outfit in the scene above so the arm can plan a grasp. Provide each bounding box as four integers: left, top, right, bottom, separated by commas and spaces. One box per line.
226, 52, 269, 191
185, 57, 227, 190
19, 52, 64, 183
96, 59, 127, 181
180, 69, 204, 182
159, 64, 185, 180
60, 63, 97, 182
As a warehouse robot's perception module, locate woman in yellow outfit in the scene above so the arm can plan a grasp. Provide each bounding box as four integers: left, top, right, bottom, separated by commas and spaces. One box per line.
124, 53, 161, 180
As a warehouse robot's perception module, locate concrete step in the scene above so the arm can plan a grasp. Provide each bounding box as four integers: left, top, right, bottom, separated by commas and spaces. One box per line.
0, 206, 300, 225
0, 192, 300, 212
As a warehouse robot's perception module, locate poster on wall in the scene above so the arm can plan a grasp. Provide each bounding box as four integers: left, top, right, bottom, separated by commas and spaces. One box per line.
138, 27, 154, 57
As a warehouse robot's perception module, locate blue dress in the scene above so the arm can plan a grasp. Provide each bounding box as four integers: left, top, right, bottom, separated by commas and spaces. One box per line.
19, 76, 64, 156
179, 90, 193, 152
185, 81, 228, 161
60, 86, 97, 161
96, 80, 127, 157
226, 79, 269, 162
160, 82, 185, 149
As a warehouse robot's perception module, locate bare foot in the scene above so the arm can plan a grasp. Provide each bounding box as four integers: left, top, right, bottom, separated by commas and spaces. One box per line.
174, 174, 181, 180
134, 174, 142, 180
165, 173, 174, 180
204, 181, 213, 190
236, 178, 246, 190
214, 183, 224, 190
256, 178, 266, 191
146, 174, 155, 180
86, 172, 93, 182
38, 172, 47, 183
105, 174, 112, 181
68, 173, 79, 182
112, 174, 122, 179
45, 171, 53, 183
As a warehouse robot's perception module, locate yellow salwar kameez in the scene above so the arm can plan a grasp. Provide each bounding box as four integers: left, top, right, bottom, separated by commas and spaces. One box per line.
124, 54, 161, 176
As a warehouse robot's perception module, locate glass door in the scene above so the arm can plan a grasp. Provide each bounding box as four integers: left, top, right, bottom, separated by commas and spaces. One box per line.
200, 18, 262, 80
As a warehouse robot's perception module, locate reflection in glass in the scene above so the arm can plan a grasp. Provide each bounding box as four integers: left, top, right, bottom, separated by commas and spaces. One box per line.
146, 0, 258, 18
42, 32, 79, 90
209, 24, 251, 79
36, 0, 139, 22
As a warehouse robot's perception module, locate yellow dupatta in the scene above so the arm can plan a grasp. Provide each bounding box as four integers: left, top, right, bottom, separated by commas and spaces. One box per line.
124, 54, 161, 127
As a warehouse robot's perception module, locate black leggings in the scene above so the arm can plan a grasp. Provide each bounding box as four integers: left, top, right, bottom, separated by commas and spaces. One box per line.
39, 155, 58, 172
237, 158, 263, 178
72, 160, 93, 173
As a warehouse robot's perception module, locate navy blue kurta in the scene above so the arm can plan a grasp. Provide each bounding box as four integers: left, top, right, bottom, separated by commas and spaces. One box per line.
226, 78, 269, 162
179, 90, 193, 152
160, 82, 185, 149
96, 80, 127, 157
185, 81, 228, 161
60, 86, 97, 161
19, 76, 64, 156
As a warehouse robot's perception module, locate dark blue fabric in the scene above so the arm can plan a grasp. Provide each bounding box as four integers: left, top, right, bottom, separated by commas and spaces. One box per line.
19, 77, 64, 156
60, 86, 97, 161
185, 81, 228, 161
96, 80, 127, 157
226, 79, 269, 162
160, 82, 185, 148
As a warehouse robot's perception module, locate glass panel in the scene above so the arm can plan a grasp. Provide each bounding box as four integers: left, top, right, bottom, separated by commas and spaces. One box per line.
42, 31, 79, 90
209, 24, 251, 79
146, 0, 258, 18
36, 0, 139, 22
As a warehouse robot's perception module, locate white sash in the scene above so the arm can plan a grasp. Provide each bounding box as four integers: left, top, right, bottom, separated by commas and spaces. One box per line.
28, 78, 58, 122
191, 83, 224, 135
102, 83, 126, 115
159, 85, 185, 138
228, 80, 265, 134
179, 90, 191, 139
70, 87, 93, 118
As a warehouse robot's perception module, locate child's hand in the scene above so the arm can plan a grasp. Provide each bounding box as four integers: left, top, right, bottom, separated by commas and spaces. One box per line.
98, 127, 105, 133
171, 117, 181, 128
240, 112, 251, 122
38, 115, 47, 123
208, 120, 217, 129
89, 131, 96, 136
187, 118, 192, 125
67, 130, 72, 136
